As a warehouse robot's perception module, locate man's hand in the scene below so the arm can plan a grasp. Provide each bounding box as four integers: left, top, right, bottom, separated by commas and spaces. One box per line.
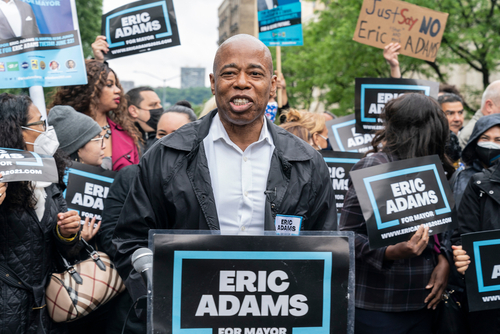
425, 254, 450, 310
58, 211, 81, 238
81, 216, 101, 242
0, 174, 7, 205
385, 225, 430, 260
91, 36, 109, 63
383, 42, 401, 78
452, 245, 470, 275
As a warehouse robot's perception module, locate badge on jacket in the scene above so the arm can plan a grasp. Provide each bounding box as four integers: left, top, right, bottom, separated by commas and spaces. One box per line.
275, 214, 302, 236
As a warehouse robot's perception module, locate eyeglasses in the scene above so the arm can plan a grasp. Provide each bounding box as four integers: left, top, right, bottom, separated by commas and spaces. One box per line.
24, 120, 47, 132
90, 135, 105, 148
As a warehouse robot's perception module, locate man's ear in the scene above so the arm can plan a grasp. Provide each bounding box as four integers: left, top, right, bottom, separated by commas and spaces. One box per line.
210, 73, 216, 95
128, 105, 138, 118
269, 74, 277, 98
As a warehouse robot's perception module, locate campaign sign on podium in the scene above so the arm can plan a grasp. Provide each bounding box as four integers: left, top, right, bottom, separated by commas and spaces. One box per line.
462, 229, 500, 312
149, 231, 354, 334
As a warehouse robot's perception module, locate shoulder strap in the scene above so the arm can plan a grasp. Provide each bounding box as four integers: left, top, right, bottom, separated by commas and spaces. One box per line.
449, 169, 461, 188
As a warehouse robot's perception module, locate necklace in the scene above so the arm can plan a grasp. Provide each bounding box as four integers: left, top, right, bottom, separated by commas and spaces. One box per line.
102, 124, 112, 139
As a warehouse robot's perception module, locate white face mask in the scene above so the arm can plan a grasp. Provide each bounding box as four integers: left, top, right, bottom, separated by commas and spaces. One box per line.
22, 125, 60, 156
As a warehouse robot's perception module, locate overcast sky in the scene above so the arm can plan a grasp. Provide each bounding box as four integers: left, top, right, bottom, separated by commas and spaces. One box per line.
102, 0, 220, 89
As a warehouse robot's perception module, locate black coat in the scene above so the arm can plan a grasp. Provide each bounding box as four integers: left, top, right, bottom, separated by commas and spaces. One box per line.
457, 162, 500, 237
0, 184, 80, 334
112, 109, 337, 296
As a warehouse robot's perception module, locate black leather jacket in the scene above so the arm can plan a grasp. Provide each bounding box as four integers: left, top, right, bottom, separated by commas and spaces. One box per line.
113, 109, 337, 297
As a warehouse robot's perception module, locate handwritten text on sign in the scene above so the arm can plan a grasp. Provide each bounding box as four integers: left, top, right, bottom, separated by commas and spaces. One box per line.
353, 0, 448, 62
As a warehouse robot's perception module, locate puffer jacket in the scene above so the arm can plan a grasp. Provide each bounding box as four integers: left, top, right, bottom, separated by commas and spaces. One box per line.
0, 184, 80, 334
113, 109, 337, 300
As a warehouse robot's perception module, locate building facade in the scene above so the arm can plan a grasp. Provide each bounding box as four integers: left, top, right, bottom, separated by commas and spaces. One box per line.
181, 68, 206, 89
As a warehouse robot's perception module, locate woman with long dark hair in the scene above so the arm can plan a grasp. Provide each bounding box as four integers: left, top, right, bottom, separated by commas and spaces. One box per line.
0, 93, 81, 333
339, 93, 453, 334
49, 60, 140, 171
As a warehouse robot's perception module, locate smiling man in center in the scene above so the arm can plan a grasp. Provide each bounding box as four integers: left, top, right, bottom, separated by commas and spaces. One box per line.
112, 34, 337, 300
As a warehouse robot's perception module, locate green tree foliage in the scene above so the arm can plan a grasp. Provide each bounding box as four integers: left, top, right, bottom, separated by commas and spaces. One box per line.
154, 86, 213, 108
281, 0, 500, 115
75, 0, 103, 58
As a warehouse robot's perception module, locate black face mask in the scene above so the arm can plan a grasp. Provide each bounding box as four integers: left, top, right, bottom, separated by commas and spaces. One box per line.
476, 145, 500, 167
144, 107, 163, 131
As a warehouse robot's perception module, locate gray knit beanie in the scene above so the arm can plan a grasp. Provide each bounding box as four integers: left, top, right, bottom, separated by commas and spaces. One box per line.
48, 105, 102, 156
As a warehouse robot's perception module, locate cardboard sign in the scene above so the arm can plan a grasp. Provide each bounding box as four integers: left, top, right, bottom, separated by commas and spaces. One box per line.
352, 0, 448, 62
63, 162, 115, 223
350, 155, 455, 249
102, 0, 180, 60
0, 148, 57, 183
326, 114, 375, 153
462, 229, 500, 312
258, 0, 303, 47
150, 231, 355, 334
321, 151, 364, 214
0, 0, 86, 88
355, 78, 439, 133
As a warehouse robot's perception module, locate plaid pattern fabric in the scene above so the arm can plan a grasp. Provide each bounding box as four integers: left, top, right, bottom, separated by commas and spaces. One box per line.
45, 252, 126, 322
339, 152, 438, 312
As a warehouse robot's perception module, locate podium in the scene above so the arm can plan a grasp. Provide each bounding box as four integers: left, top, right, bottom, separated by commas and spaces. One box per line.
147, 231, 355, 334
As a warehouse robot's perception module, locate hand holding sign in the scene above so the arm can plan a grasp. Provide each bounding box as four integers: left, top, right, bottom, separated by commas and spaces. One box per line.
385, 224, 429, 260
91, 35, 109, 63
0, 174, 6, 205
57, 211, 81, 238
81, 216, 102, 242
452, 245, 470, 275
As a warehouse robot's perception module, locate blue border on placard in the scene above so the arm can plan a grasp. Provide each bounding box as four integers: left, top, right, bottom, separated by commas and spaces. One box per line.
172, 251, 332, 334
360, 84, 431, 123
63, 168, 114, 199
330, 119, 358, 152
105, 1, 172, 48
362, 164, 451, 230
474, 239, 500, 293
323, 158, 361, 164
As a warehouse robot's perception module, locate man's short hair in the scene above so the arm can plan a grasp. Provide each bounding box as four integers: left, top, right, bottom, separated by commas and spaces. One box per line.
481, 80, 500, 110
126, 86, 155, 107
164, 100, 197, 122
438, 93, 463, 106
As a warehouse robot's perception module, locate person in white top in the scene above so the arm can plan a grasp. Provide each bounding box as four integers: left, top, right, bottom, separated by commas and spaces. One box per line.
0, 0, 39, 40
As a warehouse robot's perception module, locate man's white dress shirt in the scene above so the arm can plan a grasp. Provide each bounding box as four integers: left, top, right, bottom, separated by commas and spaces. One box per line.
203, 113, 275, 235
0, 0, 22, 37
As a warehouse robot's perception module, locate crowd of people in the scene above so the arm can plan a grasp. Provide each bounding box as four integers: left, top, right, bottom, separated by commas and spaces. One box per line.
1, 34, 500, 334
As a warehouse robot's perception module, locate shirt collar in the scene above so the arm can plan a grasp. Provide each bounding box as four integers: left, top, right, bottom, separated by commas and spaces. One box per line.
211, 113, 274, 148
0, 0, 15, 6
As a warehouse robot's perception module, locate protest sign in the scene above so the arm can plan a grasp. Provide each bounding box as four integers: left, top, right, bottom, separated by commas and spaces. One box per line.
326, 114, 375, 153
0, 0, 86, 88
0, 148, 57, 183
150, 231, 355, 334
258, 0, 303, 47
102, 0, 180, 60
63, 162, 115, 223
352, 0, 448, 62
321, 151, 364, 213
350, 155, 455, 249
462, 229, 500, 312
355, 77, 439, 133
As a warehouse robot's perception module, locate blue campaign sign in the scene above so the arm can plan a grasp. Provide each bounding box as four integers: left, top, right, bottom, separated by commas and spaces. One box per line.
258, 0, 303, 47
326, 114, 374, 154
150, 231, 355, 334
350, 155, 456, 249
462, 230, 500, 312
0, 147, 58, 183
0, 0, 86, 88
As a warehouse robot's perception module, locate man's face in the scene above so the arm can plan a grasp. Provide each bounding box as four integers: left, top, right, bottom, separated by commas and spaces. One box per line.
441, 101, 464, 134
133, 90, 161, 132
210, 41, 276, 127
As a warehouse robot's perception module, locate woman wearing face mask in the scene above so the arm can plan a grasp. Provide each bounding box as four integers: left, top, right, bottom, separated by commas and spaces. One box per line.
452, 114, 500, 333
279, 109, 329, 150
49, 60, 140, 171
0, 93, 81, 333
